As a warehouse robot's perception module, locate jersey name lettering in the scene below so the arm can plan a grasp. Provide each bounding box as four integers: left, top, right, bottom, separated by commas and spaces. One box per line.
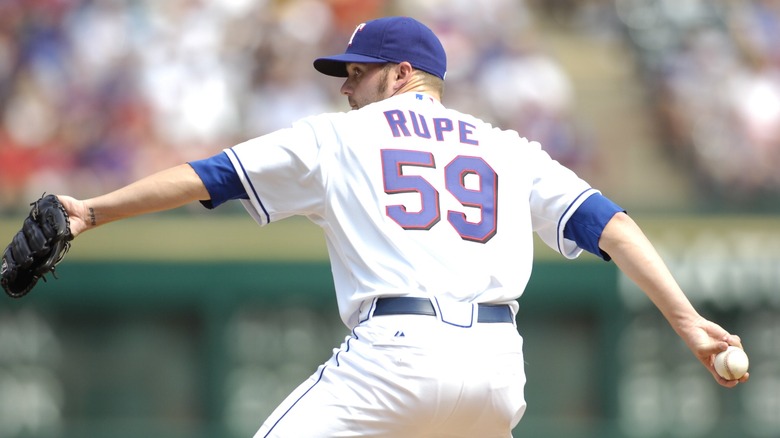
383, 110, 479, 145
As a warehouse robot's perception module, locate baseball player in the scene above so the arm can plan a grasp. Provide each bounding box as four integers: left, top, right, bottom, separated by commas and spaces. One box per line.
40, 16, 746, 437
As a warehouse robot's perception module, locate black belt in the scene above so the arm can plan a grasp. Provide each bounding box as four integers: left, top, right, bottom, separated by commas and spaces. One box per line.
373, 297, 514, 323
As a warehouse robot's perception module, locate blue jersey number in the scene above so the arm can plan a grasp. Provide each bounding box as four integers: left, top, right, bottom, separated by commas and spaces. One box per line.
381, 149, 497, 243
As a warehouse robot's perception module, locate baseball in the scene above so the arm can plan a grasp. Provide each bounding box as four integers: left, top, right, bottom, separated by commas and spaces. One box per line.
714, 346, 749, 380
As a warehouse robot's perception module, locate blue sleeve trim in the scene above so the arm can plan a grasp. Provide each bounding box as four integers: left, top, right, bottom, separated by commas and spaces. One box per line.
188, 152, 248, 209
563, 193, 624, 261
556, 188, 594, 257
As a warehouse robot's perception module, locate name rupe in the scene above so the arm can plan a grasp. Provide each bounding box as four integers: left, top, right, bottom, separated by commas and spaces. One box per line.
384, 110, 479, 145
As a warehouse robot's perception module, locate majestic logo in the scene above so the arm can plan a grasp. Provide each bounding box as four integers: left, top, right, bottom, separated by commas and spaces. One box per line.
348, 23, 366, 46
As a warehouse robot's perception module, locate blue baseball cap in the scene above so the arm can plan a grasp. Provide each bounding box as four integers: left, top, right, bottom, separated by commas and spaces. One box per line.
314, 16, 447, 80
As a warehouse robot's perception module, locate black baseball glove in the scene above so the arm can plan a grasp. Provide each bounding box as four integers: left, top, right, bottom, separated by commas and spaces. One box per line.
1, 194, 73, 298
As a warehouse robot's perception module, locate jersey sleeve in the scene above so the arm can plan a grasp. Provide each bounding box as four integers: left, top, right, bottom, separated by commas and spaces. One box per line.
562, 193, 625, 260
527, 141, 600, 259
225, 119, 327, 226
188, 152, 248, 209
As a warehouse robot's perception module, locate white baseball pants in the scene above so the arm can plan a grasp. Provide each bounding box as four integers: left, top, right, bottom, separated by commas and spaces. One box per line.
254, 309, 527, 437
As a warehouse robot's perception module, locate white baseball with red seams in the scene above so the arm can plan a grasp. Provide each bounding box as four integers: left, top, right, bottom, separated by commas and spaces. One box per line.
714, 346, 749, 380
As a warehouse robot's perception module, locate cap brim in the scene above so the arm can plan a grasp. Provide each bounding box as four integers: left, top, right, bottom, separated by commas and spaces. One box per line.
313, 53, 389, 77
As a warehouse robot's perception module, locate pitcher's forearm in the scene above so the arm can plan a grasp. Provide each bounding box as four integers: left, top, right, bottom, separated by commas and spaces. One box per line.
599, 213, 700, 330
82, 164, 209, 229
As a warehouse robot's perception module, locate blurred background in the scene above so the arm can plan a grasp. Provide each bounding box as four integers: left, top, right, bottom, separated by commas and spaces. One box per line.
0, 0, 778, 437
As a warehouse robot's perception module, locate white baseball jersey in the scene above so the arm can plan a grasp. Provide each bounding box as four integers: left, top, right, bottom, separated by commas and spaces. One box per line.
225, 92, 596, 328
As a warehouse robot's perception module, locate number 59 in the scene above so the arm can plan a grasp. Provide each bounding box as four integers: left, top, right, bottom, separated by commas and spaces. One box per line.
381, 149, 498, 243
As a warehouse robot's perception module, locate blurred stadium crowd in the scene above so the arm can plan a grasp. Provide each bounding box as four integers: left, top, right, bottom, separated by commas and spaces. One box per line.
614, 0, 780, 202
0, 0, 778, 212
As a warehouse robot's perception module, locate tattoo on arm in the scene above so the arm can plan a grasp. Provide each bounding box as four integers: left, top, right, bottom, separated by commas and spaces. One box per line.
88, 208, 97, 226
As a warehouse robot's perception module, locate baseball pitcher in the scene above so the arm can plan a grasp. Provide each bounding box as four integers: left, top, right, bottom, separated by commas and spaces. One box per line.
2, 16, 748, 438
